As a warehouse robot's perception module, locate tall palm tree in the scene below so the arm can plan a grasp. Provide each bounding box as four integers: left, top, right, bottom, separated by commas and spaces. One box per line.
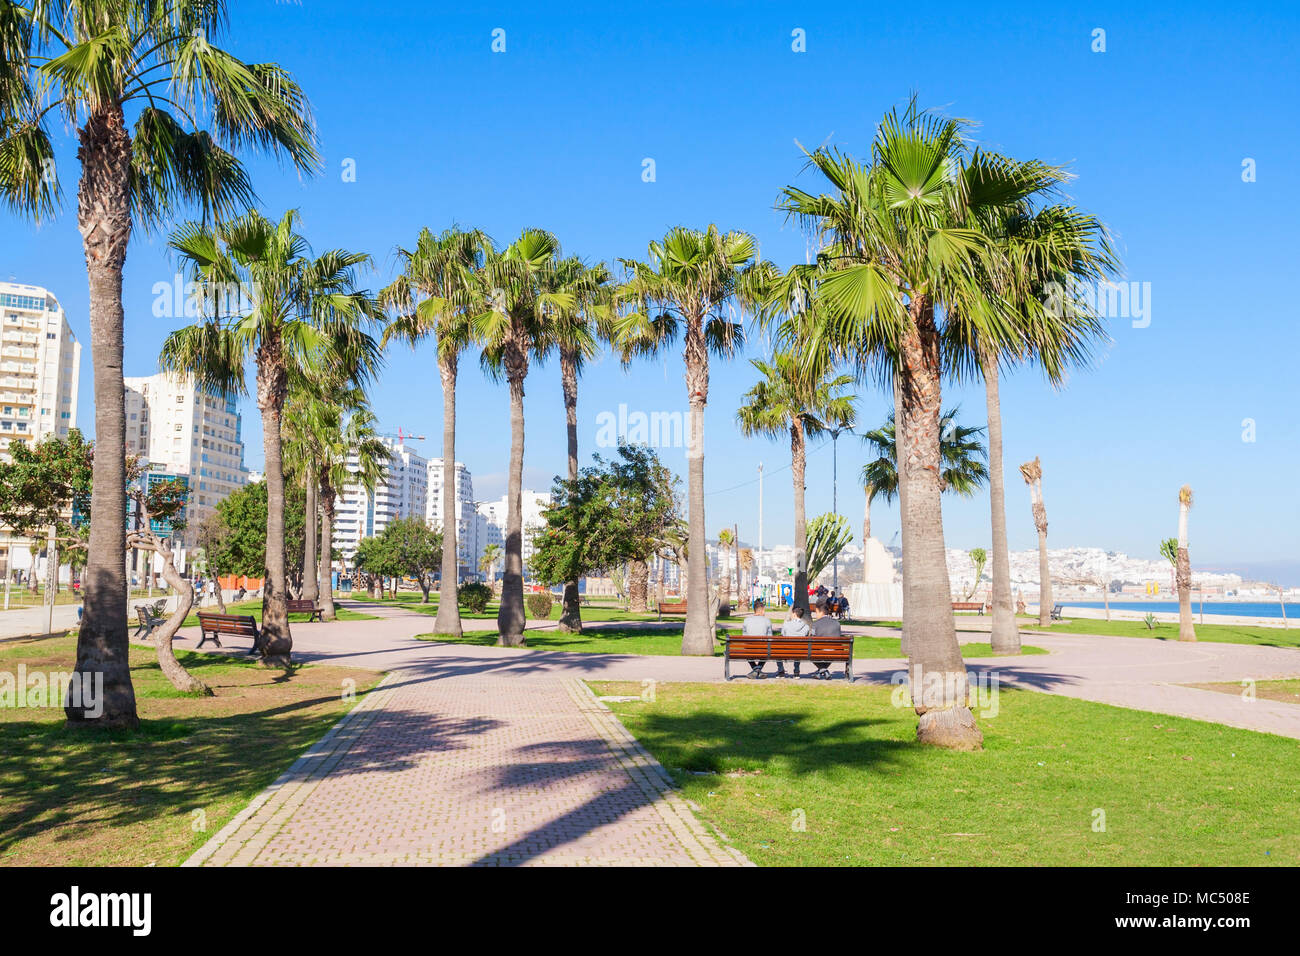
737, 342, 856, 613
473, 229, 573, 647
615, 226, 770, 655
540, 257, 614, 632
1, 0, 318, 727
777, 101, 1054, 748
380, 226, 491, 639
717, 527, 735, 612
160, 210, 381, 664
949, 195, 1117, 655
319, 398, 389, 620
1176, 485, 1196, 642
1019, 456, 1052, 626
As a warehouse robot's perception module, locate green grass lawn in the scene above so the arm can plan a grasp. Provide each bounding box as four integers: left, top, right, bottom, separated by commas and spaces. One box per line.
0, 634, 381, 866
179, 600, 377, 628
1023, 617, 1300, 648
415, 626, 1044, 658
363, 593, 742, 624
593, 680, 1300, 866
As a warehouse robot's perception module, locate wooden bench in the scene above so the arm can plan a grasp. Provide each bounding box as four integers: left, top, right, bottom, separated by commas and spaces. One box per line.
952, 601, 985, 614
286, 599, 323, 622
658, 601, 688, 617
723, 635, 855, 681
1050, 603, 1064, 620
197, 612, 261, 653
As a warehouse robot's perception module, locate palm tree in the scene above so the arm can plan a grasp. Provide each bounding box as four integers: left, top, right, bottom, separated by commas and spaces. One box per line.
950, 196, 1117, 655
540, 257, 615, 632
1176, 485, 1196, 642
380, 226, 491, 639
1, 0, 318, 727
736, 340, 856, 613
161, 210, 381, 664
778, 101, 1058, 747
615, 226, 770, 655
473, 229, 573, 646
479, 543, 501, 580
717, 528, 735, 612
1019, 457, 1052, 626
318, 397, 389, 620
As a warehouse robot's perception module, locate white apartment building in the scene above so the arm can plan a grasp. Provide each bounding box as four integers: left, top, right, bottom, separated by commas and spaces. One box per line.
477, 490, 551, 579
425, 458, 478, 577
0, 282, 80, 455
1, 282, 81, 582
122, 371, 250, 543
332, 436, 428, 567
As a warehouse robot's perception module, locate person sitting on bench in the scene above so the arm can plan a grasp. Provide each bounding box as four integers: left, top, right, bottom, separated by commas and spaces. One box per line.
809, 599, 842, 678
742, 598, 773, 679
777, 604, 811, 678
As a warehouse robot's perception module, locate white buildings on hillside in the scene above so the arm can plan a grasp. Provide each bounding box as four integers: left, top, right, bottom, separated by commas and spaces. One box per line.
426, 458, 478, 578
122, 371, 250, 542
0, 281, 80, 454
476, 490, 551, 578
332, 436, 428, 566
1, 282, 81, 582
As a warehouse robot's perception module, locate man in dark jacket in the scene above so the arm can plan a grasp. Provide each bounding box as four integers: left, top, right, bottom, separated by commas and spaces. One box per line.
808, 599, 842, 679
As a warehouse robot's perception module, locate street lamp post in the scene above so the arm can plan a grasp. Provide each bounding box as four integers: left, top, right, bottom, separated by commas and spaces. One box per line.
828, 426, 852, 592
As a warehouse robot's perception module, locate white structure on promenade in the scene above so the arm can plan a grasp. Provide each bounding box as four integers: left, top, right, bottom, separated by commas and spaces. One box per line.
1, 282, 81, 583
122, 371, 250, 542
477, 490, 551, 578
332, 436, 427, 566
425, 458, 478, 578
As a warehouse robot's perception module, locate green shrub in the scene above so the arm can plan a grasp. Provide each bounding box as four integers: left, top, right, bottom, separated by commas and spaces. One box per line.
525, 592, 554, 619
458, 582, 492, 614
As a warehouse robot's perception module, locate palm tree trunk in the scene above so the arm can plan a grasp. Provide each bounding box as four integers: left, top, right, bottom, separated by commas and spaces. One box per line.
558, 348, 583, 632
1177, 498, 1196, 641
68, 105, 137, 728
318, 482, 337, 621
982, 351, 1019, 654
682, 334, 713, 654
628, 558, 648, 612
791, 420, 810, 611
734, 532, 741, 611
497, 370, 528, 646
433, 351, 464, 637
301, 463, 319, 604
256, 339, 292, 666
898, 300, 982, 750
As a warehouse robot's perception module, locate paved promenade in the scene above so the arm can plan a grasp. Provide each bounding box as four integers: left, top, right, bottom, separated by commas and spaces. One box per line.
176, 600, 1300, 866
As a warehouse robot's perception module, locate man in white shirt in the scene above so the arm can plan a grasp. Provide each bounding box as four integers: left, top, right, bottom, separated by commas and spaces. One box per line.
779, 604, 811, 678
742, 598, 773, 679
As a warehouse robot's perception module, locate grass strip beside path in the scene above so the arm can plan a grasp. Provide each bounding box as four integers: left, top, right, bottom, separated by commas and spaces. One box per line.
1023, 617, 1300, 648
593, 680, 1300, 866
0, 634, 381, 866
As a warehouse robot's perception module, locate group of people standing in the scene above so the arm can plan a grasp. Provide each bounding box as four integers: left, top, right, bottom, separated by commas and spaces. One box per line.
740, 596, 844, 680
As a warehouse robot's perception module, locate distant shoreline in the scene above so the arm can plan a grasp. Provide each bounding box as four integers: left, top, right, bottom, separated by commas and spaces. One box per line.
1047, 600, 1294, 629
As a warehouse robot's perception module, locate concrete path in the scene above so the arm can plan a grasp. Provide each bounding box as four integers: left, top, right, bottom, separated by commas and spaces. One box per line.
176, 599, 1300, 867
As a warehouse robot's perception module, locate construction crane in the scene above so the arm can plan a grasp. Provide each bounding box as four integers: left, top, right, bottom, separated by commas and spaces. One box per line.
394, 427, 425, 445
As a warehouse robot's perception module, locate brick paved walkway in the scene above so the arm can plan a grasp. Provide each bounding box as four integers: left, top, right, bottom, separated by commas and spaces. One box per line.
185, 669, 749, 867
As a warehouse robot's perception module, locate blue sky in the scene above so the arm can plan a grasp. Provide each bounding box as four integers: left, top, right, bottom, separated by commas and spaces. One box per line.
4, 0, 1298, 580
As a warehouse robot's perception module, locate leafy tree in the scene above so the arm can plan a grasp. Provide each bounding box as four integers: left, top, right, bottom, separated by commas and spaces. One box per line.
379, 517, 443, 602
1, 0, 318, 728
967, 548, 988, 601
209, 480, 307, 585
479, 543, 501, 579
529, 444, 680, 631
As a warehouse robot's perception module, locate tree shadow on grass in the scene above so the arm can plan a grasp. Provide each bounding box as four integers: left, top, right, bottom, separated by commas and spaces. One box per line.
468, 707, 909, 866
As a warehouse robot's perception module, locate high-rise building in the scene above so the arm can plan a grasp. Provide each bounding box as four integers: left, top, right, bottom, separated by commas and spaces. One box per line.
0, 281, 80, 456
332, 436, 428, 567
122, 371, 250, 542
425, 458, 477, 577
1, 282, 81, 583
477, 490, 551, 578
